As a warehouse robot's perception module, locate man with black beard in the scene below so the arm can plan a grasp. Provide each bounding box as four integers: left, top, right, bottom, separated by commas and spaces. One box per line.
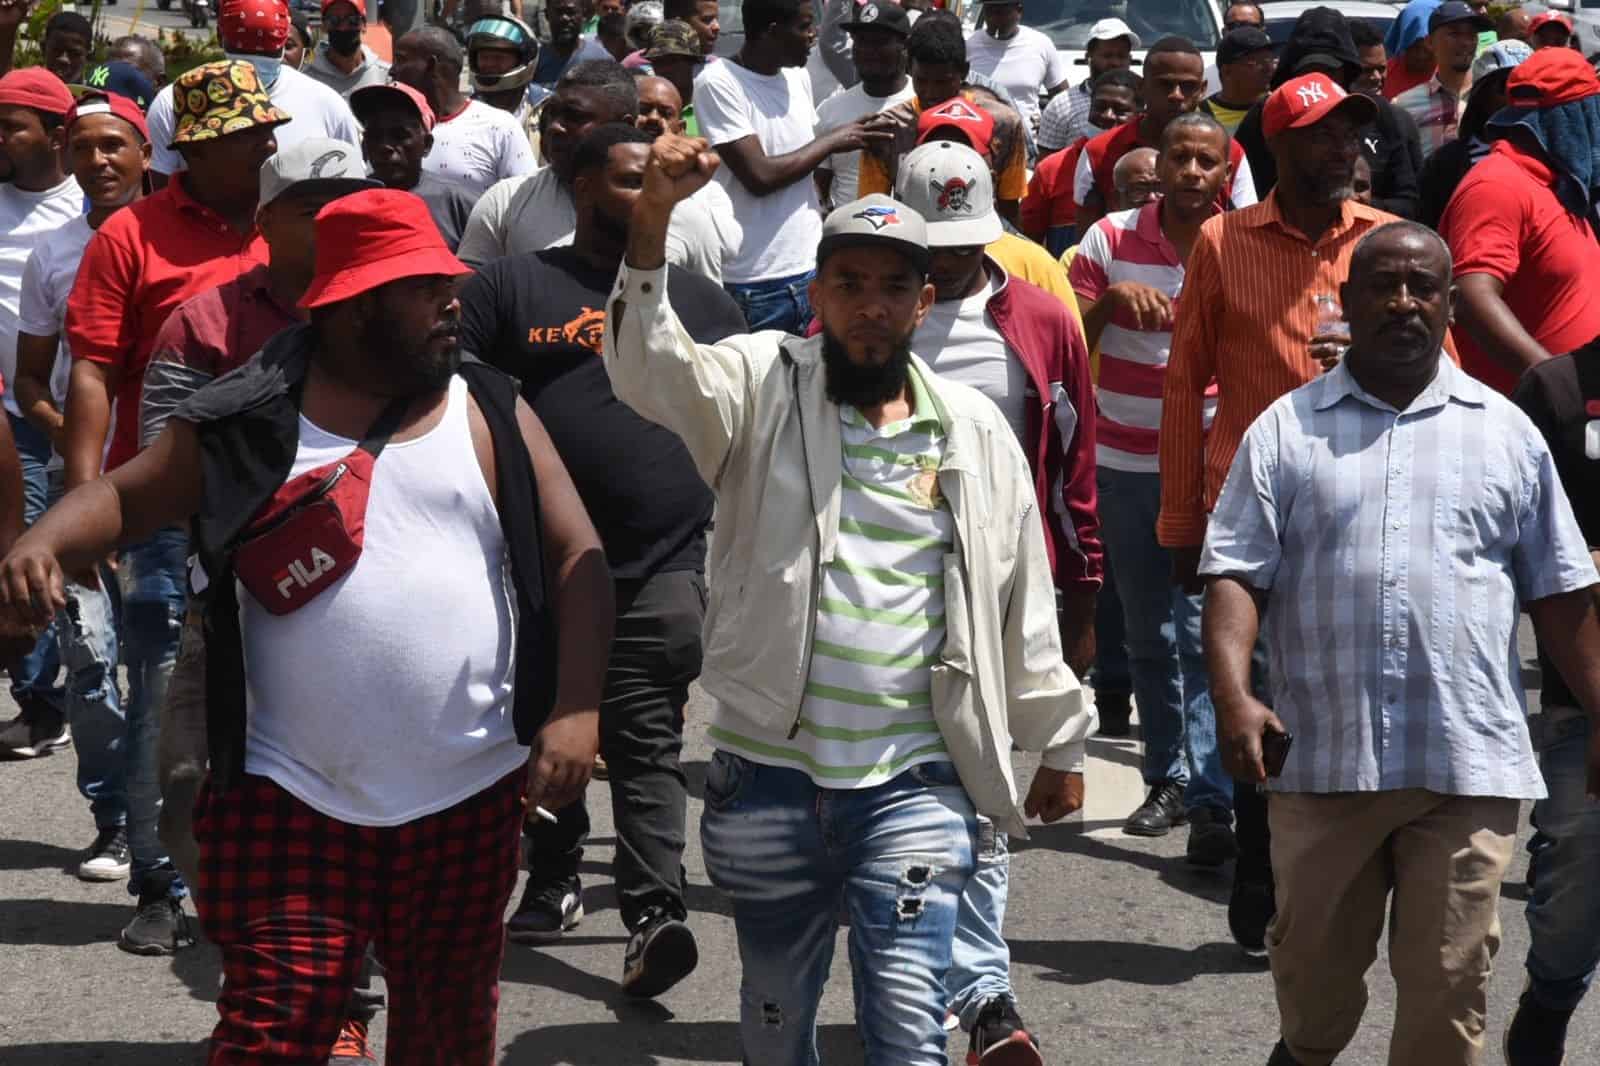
302, 0, 391, 97
604, 134, 1095, 1065
459, 122, 743, 997
0, 186, 613, 1062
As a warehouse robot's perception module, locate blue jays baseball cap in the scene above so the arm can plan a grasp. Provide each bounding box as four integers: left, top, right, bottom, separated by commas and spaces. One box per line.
817, 194, 931, 275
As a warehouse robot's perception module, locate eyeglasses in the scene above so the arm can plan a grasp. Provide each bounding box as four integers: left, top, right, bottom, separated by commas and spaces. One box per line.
324, 14, 363, 29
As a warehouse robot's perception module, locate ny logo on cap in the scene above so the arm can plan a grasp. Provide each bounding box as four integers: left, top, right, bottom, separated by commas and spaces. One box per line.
854, 205, 902, 229
860, 3, 878, 20
934, 176, 972, 214
1296, 81, 1329, 107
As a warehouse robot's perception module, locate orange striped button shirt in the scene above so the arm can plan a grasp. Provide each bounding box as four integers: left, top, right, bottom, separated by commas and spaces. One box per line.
1157, 194, 1406, 548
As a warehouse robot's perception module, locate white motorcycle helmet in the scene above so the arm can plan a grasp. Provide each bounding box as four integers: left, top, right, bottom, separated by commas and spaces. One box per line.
466, 14, 540, 94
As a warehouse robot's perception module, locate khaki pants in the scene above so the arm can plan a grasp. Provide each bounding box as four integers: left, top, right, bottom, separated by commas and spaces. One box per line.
1266, 789, 1519, 1066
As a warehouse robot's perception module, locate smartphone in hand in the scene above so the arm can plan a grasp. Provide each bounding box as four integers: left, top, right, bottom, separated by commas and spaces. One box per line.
1262, 729, 1294, 779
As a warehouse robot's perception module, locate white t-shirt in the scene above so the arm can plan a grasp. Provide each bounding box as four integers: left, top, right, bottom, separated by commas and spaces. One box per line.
423, 98, 540, 200
695, 60, 823, 284
815, 80, 916, 208
454, 166, 730, 281
0, 179, 83, 418
16, 214, 93, 411
963, 25, 1070, 132
148, 65, 362, 175
243, 374, 523, 826
913, 272, 1028, 444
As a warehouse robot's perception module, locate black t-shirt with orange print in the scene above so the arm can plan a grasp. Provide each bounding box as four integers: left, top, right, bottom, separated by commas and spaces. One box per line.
458, 246, 747, 580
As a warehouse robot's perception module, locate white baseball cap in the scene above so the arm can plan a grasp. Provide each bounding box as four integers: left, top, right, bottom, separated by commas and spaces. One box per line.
1087, 17, 1142, 50
893, 141, 1002, 249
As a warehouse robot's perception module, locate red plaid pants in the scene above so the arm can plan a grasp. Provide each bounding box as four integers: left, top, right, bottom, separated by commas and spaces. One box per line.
194, 768, 526, 1065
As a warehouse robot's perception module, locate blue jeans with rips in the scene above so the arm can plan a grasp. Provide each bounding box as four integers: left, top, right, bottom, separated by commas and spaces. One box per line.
701, 751, 976, 1066
1523, 708, 1600, 1012
724, 270, 815, 335
120, 527, 189, 899
7, 413, 62, 713
945, 815, 1013, 1030
1095, 466, 1232, 817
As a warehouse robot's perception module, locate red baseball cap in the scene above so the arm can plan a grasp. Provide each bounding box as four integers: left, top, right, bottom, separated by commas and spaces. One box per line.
301, 189, 470, 309
916, 96, 995, 157
322, 0, 367, 16
65, 90, 150, 143
219, 0, 292, 53
1262, 73, 1377, 140
350, 81, 435, 132
1506, 45, 1600, 108
0, 68, 75, 117
1528, 11, 1573, 37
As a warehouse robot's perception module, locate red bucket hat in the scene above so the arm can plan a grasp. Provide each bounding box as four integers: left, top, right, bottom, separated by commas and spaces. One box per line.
1506, 46, 1600, 109
301, 189, 471, 309
1262, 72, 1378, 139
916, 97, 995, 157
219, 0, 292, 54
0, 68, 75, 117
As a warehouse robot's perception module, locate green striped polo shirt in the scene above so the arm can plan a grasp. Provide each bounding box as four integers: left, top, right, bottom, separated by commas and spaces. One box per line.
708, 365, 952, 787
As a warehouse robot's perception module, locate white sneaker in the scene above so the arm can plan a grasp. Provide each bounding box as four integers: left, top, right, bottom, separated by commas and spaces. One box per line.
78, 827, 131, 881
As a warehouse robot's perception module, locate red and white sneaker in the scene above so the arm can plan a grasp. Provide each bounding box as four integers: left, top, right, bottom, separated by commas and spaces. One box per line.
328, 1018, 377, 1064
967, 997, 1043, 1066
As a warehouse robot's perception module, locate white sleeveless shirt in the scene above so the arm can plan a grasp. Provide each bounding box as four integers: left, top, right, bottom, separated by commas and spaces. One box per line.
241, 375, 524, 826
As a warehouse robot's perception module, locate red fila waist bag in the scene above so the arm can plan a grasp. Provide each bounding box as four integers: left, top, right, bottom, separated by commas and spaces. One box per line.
233, 399, 409, 615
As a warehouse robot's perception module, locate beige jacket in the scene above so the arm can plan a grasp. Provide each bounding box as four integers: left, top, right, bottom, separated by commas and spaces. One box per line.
602, 262, 1096, 836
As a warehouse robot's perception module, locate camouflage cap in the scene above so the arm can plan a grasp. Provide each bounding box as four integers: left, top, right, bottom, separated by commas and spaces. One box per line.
645, 20, 706, 62
169, 59, 291, 151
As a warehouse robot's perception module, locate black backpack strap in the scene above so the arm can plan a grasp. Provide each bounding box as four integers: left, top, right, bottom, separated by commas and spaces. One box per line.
356, 397, 412, 460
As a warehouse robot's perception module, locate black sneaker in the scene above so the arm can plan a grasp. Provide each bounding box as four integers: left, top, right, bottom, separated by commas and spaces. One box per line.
0, 703, 69, 759
118, 872, 195, 956
1504, 985, 1572, 1065
1228, 872, 1276, 959
506, 874, 583, 944
1096, 691, 1133, 738
78, 826, 131, 882
1124, 779, 1186, 837
1185, 806, 1238, 867
621, 911, 698, 998
966, 997, 1042, 1066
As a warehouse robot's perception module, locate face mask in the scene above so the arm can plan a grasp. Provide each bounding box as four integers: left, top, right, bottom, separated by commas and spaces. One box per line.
226, 51, 282, 89
328, 30, 362, 56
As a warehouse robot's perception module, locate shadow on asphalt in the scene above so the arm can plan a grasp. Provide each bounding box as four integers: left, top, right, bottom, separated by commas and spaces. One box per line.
0, 836, 82, 873
0, 898, 131, 946
1011, 823, 1233, 908
500, 1020, 865, 1065
2, 1041, 206, 1064
1009, 936, 1266, 987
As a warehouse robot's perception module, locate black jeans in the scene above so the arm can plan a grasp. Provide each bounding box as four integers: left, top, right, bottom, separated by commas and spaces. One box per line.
526, 568, 705, 931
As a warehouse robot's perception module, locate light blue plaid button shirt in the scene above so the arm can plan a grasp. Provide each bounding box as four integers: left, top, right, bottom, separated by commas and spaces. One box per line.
1200, 357, 1599, 799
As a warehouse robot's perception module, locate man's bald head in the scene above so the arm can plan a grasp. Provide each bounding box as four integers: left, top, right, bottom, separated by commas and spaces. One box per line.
1112, 147, 1160, 209
635, 75, 684, 136
1350, 221, 1453, 285
403, 27, 466, 74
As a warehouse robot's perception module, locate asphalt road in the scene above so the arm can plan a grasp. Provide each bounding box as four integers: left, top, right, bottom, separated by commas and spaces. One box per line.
3, 630, 1598, 1064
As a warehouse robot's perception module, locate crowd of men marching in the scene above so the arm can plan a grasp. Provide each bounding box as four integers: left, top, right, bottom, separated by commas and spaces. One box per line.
1, 0, 1599, 1063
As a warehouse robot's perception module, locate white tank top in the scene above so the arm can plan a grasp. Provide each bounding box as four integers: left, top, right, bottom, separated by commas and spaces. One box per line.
241, 375, 524, 827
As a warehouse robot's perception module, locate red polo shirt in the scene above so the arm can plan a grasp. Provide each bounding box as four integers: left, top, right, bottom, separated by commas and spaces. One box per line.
1439, 138, 1600, 395
1022, 139, 1085, 254
66, 177, 267, 469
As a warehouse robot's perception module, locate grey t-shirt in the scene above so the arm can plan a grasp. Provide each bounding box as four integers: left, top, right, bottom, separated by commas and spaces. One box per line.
411, 175, 478, 253
301, 43, 392, 99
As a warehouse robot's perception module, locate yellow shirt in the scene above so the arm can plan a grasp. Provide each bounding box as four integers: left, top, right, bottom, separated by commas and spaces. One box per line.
987, 230, 1082, 329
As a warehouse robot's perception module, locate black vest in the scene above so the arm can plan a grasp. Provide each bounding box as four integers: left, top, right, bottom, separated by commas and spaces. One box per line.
178, 324, 559, 786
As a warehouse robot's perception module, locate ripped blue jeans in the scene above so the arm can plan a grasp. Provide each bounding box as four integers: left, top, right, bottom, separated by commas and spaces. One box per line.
701, 751, 975, 1066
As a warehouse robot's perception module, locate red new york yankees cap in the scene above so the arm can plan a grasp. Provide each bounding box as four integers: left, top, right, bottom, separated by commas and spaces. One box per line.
1262, 73, 1377, 140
